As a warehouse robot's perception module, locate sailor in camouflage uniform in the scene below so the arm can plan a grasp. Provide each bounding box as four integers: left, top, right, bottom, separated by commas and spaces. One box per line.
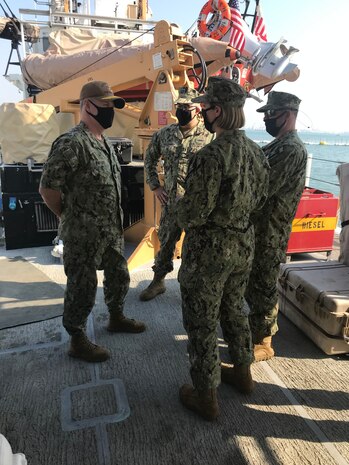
176, 77, 269, 421
139, 86, 213, 301
40, 81, 145, 363
245, 91, 308, 361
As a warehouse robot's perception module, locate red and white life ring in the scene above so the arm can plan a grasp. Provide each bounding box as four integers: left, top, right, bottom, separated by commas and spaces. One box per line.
197, 0, 231, 41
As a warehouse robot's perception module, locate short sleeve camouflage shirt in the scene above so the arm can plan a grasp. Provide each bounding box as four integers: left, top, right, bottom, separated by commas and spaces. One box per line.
144, 120, 213, 204
40, 122, 123, 243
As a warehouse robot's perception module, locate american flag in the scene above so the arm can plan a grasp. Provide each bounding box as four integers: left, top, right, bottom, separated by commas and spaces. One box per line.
253, 4, 268, 42
229, 0, 246, 51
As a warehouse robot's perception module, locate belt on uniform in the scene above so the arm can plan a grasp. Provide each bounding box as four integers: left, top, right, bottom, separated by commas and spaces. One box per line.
341, 220, 349, 228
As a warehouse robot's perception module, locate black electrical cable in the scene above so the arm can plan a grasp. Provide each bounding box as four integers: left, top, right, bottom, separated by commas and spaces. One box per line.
182, 44, 207, 93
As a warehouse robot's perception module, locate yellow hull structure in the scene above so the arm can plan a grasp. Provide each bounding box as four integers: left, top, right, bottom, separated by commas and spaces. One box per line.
126, 226, 160, 272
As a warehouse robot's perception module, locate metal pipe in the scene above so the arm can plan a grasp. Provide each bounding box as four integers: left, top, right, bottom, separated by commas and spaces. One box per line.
305, 153, 313, 187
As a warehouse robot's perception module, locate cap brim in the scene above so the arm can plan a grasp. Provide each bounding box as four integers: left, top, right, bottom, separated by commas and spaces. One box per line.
175, 98, 201, 105
256, 104, 271, 113
191, 95, 208, 103
100, 96, 126, 109
68, 96, 126, 109
256, 104, 298, 113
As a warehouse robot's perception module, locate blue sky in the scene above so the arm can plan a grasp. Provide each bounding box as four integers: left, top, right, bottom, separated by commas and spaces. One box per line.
0, 0, 348, 132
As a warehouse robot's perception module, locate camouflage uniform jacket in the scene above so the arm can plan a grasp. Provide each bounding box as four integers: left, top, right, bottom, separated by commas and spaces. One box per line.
40, 122, 123, 246
145, 121, 213, 205
176, 129, 269, 231
252, 130, 308, 250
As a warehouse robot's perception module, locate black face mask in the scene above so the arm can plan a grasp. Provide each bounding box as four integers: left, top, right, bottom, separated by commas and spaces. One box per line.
87, 100, 115, 129
202, 107, 218, 134
176, 108, 195, 127
264, 112, 287, 137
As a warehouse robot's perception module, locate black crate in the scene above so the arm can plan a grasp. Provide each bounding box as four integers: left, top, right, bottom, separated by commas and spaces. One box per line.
120, 164, 144, 228
109, 137, 133, 164
2, 192, 58, 250
0, 164, 43, 194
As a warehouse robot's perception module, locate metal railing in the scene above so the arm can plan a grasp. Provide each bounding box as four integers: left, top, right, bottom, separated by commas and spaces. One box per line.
18, 7, 157, 61
306, 154, 341, 189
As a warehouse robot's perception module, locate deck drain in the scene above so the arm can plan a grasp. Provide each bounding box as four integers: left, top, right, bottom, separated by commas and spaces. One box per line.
61, 378, 130, 431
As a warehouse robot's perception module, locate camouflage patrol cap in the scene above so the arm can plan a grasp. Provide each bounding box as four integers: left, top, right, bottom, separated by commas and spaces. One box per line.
175, 86, 201, 104
70, 80, 125, 108
257, 91, 301, 113
191, 76, 246, 107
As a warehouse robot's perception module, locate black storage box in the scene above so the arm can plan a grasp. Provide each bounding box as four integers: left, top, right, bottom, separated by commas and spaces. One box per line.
109, 137, 133, 164
2, 192, 58, 250
0, 164, 43, 194
120, 163, 144, 228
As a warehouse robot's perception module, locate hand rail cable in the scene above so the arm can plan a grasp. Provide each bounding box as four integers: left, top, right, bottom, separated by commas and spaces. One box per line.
54, 26, 155, 87
311, 157, 348, 164
308, 176, 339, 187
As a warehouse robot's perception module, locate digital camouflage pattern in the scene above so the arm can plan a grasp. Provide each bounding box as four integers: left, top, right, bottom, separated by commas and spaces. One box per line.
145, 120, 213, 202
192, 76, 246, 106
176, 129, 270, 390
40, 122, 129, 334
145, 120, 213, 275
62, 243, 130, 334
153, 204, 182, 275
175, 86, 200, 104
245, 130, 308, 342
257, 91, 301, 112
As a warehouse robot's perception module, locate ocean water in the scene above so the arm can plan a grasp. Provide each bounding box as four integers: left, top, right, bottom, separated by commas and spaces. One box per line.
245, 130, 349, 198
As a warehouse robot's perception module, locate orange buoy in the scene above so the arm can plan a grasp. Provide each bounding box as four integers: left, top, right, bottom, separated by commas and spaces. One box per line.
198, 0, 232, 41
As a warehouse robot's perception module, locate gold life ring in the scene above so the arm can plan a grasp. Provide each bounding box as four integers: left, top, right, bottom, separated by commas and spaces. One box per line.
197, 0, 232, 41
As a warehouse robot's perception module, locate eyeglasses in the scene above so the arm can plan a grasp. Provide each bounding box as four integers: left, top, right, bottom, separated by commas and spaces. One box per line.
265, 109, 281, 118
264, 109, 295, 118
201, 106, 215, 112
175, 104, 196, 111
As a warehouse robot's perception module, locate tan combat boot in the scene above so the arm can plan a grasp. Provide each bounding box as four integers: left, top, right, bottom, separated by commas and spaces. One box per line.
68, 333, 110, 363
254, 336, 274, 362
107, 314, 146, 333
221, 363, 255, 394
179, 384, 219, 421
139, 273, 166, 301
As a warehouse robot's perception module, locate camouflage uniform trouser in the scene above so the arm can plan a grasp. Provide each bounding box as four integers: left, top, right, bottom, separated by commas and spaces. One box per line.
179, 227, 254, 390
153, 204, 182, 276
245, 242, 287, 343
63, 241, 130, 335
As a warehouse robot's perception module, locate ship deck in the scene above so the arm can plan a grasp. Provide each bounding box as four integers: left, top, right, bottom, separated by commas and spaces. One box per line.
0, 238, 348, 465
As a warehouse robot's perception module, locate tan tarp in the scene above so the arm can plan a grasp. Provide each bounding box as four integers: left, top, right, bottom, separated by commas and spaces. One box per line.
0, 17, 39, 42
0, 17, 9, 34
0, 102, 141, 163
0, 103, 61, 163
22, 42, 151, 90
46, 28, 152, 55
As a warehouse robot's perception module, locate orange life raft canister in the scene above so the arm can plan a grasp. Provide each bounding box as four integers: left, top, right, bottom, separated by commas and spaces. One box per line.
198, 0, 231, 40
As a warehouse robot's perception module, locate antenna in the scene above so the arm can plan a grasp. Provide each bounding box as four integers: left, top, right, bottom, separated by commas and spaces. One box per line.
297, 110, 313, 130
2, 0, 16, 18
0, 2, 10, 18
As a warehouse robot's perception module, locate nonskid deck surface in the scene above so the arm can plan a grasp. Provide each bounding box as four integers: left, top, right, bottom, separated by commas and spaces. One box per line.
0, 245, 348, 465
